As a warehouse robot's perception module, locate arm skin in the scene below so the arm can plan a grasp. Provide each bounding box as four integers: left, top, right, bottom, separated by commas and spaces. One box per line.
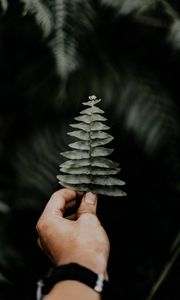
36, 189, 110, 300
44, 281, 101, 300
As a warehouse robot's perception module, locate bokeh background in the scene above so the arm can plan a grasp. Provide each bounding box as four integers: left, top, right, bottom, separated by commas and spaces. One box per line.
0, 0, 179, 299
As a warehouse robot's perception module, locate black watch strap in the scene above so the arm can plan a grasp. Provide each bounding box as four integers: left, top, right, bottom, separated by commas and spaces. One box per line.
37, 263, 108, 299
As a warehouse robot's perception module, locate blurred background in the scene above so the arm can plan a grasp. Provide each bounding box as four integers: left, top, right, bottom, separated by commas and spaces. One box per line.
0, 0, 179, 299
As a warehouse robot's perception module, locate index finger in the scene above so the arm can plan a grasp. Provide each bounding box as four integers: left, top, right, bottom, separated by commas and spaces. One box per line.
42, 188, 82, 217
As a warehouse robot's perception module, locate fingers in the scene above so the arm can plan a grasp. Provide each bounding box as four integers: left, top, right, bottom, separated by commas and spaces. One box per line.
77, 192, 98, 217
66, 192, 98, 220
42, 188, 79, 217
66, 213, 77, 220
37, 190, 98, 238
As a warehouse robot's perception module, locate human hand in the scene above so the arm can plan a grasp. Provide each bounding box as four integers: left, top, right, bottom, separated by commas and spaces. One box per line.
36, 189, 110, 276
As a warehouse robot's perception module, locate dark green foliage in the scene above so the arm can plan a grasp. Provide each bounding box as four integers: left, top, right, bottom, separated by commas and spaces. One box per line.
0, 1, 180, 300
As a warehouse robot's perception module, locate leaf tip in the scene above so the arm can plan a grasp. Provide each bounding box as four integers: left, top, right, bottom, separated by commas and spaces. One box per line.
89, 95, 97, 100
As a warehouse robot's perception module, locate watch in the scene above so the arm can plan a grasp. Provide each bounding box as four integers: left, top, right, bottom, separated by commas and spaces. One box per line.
36, 263, 108, 300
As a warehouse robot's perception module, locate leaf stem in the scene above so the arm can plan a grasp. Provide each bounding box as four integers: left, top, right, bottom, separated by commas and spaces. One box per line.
89, 100, 93, 185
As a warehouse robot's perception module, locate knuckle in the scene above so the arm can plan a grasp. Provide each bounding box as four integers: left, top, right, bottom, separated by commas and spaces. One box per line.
51, 188, 69, 200
36, 220, 42, 234
79, 212, 98, 224
51, 190, 61, 200
36, 217, 49, 234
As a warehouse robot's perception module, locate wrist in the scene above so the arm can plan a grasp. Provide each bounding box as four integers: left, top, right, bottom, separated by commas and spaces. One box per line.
44, 280, 101, 300
57, 253, 108, 276
37, 263, 108, 299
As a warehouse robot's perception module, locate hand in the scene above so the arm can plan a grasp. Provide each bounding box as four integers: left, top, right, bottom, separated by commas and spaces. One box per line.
36, 189, 110, 276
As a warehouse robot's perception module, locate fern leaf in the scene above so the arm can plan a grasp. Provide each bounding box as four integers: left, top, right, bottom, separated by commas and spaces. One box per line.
58, 174, 125, 186
0, 0, 8, 16
91, 137, 114, 147
91, 157, 119, 168
67, 130, 112, 141
49, 0, 77, 77
90, 186, 127, 197
60, 158, 90, 168
70, 122, 110, 131
74, 114, 107, 123
60, 150, 89, 160
91, 122, 110, 131
60, 167, 91, 175
70, 123, 90, 131
67, 130, 89, 141
57, 182, 127, 197
57, 174, 92, 184
91, 147, 114, 157
82, 98, 101, 106
21, 0, 53, 38
91, 131, 112, 140
90, 167, 121, 175
48, 0, 95, 78
60, 166, 120, 175
57, 95, 126, 197
101, 0, 156, 15
68, 137, 114, 149
80, 106, 104, 115
69, 141, 90, 150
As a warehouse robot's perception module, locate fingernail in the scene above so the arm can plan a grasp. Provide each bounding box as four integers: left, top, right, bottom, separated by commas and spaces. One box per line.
84, 192, 97, 205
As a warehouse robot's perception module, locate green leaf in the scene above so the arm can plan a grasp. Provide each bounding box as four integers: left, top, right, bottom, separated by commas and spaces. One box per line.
91, 122, 110, 131
60, 166, 120, 175
91, 147, 114, 157
57, 174, 91, 184
74, 114, 107, 123
90, 167, 120, 175
70, 122, 109, 131
57, 181, 90, 192
67, 130, 89, 140
58, 95, 126, 197
69, 141, 90, 150
91, 131, 112, 140
91, 137, 114, 147
91, 157, 119, 168
90, 187, 127, 196
82, 99, 101, 106
70, 123, 90, 131
60, 159, 90, 168
91, 176, 125, 186
60, 166, 91, 174
80, 106, 104, 115
57, 175, 125, 186
21, 0, 52, 38
60, 150, 89, 159
57, 181, 126, 197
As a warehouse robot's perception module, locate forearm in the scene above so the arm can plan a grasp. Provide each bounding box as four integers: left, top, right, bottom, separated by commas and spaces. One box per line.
37, 190, 109, 300
44, 280, 101, 300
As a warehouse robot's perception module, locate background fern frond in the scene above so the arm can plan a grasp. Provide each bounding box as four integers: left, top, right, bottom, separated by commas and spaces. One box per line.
0, 0, 8, 17
48, 0, 95, 78
57, 95, 126, 197
20, 0, 53, 38
0, 1, 180, 299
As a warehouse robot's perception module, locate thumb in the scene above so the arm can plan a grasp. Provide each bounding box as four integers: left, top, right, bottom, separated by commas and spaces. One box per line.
77, 192, 98, 217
